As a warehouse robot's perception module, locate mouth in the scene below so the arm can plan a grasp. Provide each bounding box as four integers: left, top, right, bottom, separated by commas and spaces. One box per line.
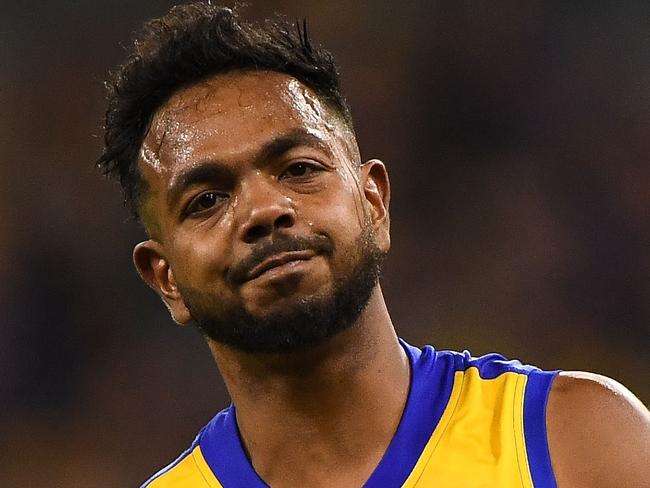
246, 250, 317, 282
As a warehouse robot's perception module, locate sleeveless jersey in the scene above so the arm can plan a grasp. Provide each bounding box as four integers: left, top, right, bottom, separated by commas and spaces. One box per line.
142, 340, 559, 487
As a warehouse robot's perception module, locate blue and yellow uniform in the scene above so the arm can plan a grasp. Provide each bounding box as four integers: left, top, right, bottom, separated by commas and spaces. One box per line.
142, 340, 559, 487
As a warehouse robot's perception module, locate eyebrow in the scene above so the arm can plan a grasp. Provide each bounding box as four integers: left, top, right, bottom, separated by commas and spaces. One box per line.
258, 128, 331, 162
167, 164, 232, 210
166, 128, 331, 210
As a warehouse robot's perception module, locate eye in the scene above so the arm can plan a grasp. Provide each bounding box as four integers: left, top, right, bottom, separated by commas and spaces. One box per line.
186, 191, 227, 215
280, 162, 320, 179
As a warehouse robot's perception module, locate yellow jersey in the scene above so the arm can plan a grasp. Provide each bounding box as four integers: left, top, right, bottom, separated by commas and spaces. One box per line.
142, 340, 559, 487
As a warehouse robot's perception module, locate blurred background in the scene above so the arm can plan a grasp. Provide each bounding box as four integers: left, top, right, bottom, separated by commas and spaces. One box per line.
2, 1, 649, 486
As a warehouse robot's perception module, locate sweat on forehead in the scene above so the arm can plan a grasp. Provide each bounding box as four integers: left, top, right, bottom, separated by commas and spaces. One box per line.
135, 70, 362, 232
142, 71, 355, 160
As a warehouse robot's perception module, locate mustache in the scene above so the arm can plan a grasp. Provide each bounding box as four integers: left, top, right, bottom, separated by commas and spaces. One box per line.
227, 234, 333, 284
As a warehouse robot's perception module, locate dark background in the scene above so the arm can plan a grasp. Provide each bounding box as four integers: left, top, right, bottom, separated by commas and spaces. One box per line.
2, 1, 649, 486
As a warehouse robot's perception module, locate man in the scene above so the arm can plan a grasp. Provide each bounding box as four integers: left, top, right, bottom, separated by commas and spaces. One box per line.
98, 3, 650, 487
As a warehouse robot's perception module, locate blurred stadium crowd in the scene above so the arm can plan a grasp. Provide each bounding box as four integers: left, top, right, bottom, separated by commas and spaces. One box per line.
2, 1, 649, 486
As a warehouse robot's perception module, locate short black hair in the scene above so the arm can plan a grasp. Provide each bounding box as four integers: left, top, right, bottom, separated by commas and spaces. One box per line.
97, 2, 353, 221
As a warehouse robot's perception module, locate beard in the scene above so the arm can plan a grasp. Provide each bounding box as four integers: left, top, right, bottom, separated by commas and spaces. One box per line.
179, 223, 385, 353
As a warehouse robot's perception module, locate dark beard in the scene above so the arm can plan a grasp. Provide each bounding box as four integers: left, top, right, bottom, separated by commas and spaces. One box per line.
179, 224, 385, 353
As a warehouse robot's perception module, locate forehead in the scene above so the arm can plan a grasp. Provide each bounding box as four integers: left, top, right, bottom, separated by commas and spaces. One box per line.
140, 70, 349, 174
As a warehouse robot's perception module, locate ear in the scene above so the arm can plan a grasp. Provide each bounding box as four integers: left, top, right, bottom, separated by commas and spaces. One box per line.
360, 159, 391, 252
133, 240, 193, 325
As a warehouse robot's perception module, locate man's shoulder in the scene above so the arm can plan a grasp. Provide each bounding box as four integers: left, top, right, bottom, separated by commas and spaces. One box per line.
547, 371, 650, 488
415, 343, 650, 486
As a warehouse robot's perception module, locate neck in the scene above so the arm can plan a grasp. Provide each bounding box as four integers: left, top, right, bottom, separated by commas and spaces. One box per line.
208, 287, 410, 487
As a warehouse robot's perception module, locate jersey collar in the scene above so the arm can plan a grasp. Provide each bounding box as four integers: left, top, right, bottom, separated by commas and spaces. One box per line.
198, 339, 453, 487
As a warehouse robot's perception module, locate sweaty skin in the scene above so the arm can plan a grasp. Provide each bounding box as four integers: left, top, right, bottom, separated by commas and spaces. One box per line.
133, 71, 410, 487
132, 71, 650, 487
547, 372, 650, 488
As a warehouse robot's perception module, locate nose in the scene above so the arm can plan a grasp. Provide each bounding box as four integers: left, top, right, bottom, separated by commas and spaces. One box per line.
237, 176, 296, 243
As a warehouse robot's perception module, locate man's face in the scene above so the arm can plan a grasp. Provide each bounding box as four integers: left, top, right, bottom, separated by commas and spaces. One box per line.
134, 71, 390, 352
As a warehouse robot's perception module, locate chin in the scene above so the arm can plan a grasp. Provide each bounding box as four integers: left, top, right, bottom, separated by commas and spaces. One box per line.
244, 279, 334, 318
185, 226, 383, 353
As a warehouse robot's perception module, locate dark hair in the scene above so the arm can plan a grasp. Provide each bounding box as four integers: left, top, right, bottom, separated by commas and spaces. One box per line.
97, 2, 353, 221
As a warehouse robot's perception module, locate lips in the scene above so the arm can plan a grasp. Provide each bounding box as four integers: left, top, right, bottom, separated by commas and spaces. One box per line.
226, 234, 333, 285
246, 250, 316, 282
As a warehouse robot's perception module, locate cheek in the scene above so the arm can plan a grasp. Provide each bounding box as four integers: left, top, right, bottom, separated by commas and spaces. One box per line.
169, 228, 230, 288
335, 165, 369, 228
304, 185, 368, 251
